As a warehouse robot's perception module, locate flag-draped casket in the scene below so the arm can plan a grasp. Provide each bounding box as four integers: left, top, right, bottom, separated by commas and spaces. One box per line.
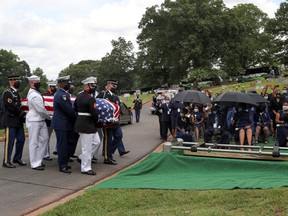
21, 96, 120, 127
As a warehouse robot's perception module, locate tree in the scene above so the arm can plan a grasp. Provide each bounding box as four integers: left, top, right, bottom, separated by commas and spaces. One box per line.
137, 0, 227, 85
267, 1, 288, 65
59, 60, 102, 94
98, 37, 136, 93
0, 49, 31, 95
219, 4, 273, 76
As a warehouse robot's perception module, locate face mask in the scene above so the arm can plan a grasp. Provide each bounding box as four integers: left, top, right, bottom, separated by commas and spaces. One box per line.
180, 113, 184, 117
238, 108, 242, 112
194, 109, 199, 112
208, 111, 212, 115
213, 110, 217, 114
88, 87, 96, 95
13, 81, 21, 89
264, 96, 268, 100
34, 82, 41, 90
283, 90, 287, 94
283, 106, 288, 111
63, 83, 71, 91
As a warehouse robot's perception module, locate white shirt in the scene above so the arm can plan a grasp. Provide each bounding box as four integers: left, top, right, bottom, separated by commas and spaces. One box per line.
26, 88, 50, 121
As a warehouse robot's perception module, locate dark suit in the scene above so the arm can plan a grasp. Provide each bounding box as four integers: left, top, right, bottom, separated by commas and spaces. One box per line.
51, 88, 77, 170
204, 111, 229, 144
160, 102, 172, 140
2, 87, 25, 164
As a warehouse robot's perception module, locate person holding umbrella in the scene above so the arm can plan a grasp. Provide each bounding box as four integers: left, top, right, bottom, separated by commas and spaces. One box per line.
254, 106, 271, 144
233, 103, 254, 150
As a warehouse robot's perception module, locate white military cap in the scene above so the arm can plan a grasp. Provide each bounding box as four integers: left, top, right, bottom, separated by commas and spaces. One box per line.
47, 81, 57, 86
82, 76, 97, 85
27, 75, 40, 81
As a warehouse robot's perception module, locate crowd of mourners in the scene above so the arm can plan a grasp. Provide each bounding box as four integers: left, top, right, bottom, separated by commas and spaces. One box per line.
153, 84, 288, 150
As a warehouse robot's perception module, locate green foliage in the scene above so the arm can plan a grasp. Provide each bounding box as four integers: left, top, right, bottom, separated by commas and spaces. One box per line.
137, 0, 228, 85
59, 60, 102, 94
267, 1, 288, 65
0, 49, 31, 96
97, 37, 136, 93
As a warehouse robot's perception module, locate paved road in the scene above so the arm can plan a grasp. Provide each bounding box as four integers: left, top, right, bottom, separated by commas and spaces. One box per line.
0, 103, 162, 216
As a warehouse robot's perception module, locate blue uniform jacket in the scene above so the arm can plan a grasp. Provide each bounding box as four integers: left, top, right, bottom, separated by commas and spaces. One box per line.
51, 89, 77, 131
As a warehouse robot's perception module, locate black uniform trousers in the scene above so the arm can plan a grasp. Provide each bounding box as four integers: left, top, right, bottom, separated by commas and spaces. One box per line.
55, 130, 74, 170
3, 127, 25, 163
102, 125, 122, 161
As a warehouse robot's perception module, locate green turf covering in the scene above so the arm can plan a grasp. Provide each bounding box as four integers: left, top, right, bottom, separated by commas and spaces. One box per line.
92, 152, 288, 190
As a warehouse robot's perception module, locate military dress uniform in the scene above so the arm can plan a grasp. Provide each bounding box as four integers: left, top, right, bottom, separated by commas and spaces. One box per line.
96, 82, 122, 164
41, 81, 57, 160
74, 77, 99, 175
26, 75, 51, 170
51, 76, 77, 173
2, 76, 26, 168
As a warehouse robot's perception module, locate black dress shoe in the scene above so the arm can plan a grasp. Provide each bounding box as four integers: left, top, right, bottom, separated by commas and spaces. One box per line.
68, 158, 73, 162
60, 167, 71, 173
43, 157, 53, 161
67, 164, 72, 169
12, 160, 27, 166
76, 157, 81, 163
53, 151, 57, 155
92, 158, 97, 164
81, 170, 96, 175
3, 162, 16, 168
71, 154, 77, 158
41, 162, 45, 167
120, 151, 130, 156
32, 166, 44, 171
103, 159, 117, 165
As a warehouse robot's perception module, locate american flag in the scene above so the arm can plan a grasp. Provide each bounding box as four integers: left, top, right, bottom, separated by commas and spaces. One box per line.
21, 96, 55, 116
95, 98, 120, 123
22, 96, 120, 124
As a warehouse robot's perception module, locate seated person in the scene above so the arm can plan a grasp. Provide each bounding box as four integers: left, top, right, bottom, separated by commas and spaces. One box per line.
233, 103, 254, 150
275, 102, 288, 147
191, 105, 203, 141
204, 104, 229, 144
226, 106, 236, 141
176, 107, 194, 142
254, 106, 271, 144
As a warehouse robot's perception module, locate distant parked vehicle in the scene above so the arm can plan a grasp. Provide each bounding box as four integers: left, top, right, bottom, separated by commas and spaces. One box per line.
119, 101, 133, 125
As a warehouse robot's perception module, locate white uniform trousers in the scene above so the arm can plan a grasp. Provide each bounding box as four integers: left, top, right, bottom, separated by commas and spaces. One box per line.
44, 126, 53, 158
78, 132, 100, 172
26, 121, 49, 168
91, 131, 101, 158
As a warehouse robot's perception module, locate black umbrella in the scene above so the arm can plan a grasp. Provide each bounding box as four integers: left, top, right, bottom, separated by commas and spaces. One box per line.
173, 90, 212, 104
213, 91, 258, 106
248, 93, 269, 104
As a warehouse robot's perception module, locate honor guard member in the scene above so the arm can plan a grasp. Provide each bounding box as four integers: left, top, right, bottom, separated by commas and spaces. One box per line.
2, 75, 26, 168
74, 77, 98, 175
41, 81, 57, 161
26, 75, 51, 170
97, 80, 127, 164
51, 75, 77, 173
42, 81, 57, 96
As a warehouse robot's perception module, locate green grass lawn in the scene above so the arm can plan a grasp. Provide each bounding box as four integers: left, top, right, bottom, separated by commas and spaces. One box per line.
41, 188, 288, 216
